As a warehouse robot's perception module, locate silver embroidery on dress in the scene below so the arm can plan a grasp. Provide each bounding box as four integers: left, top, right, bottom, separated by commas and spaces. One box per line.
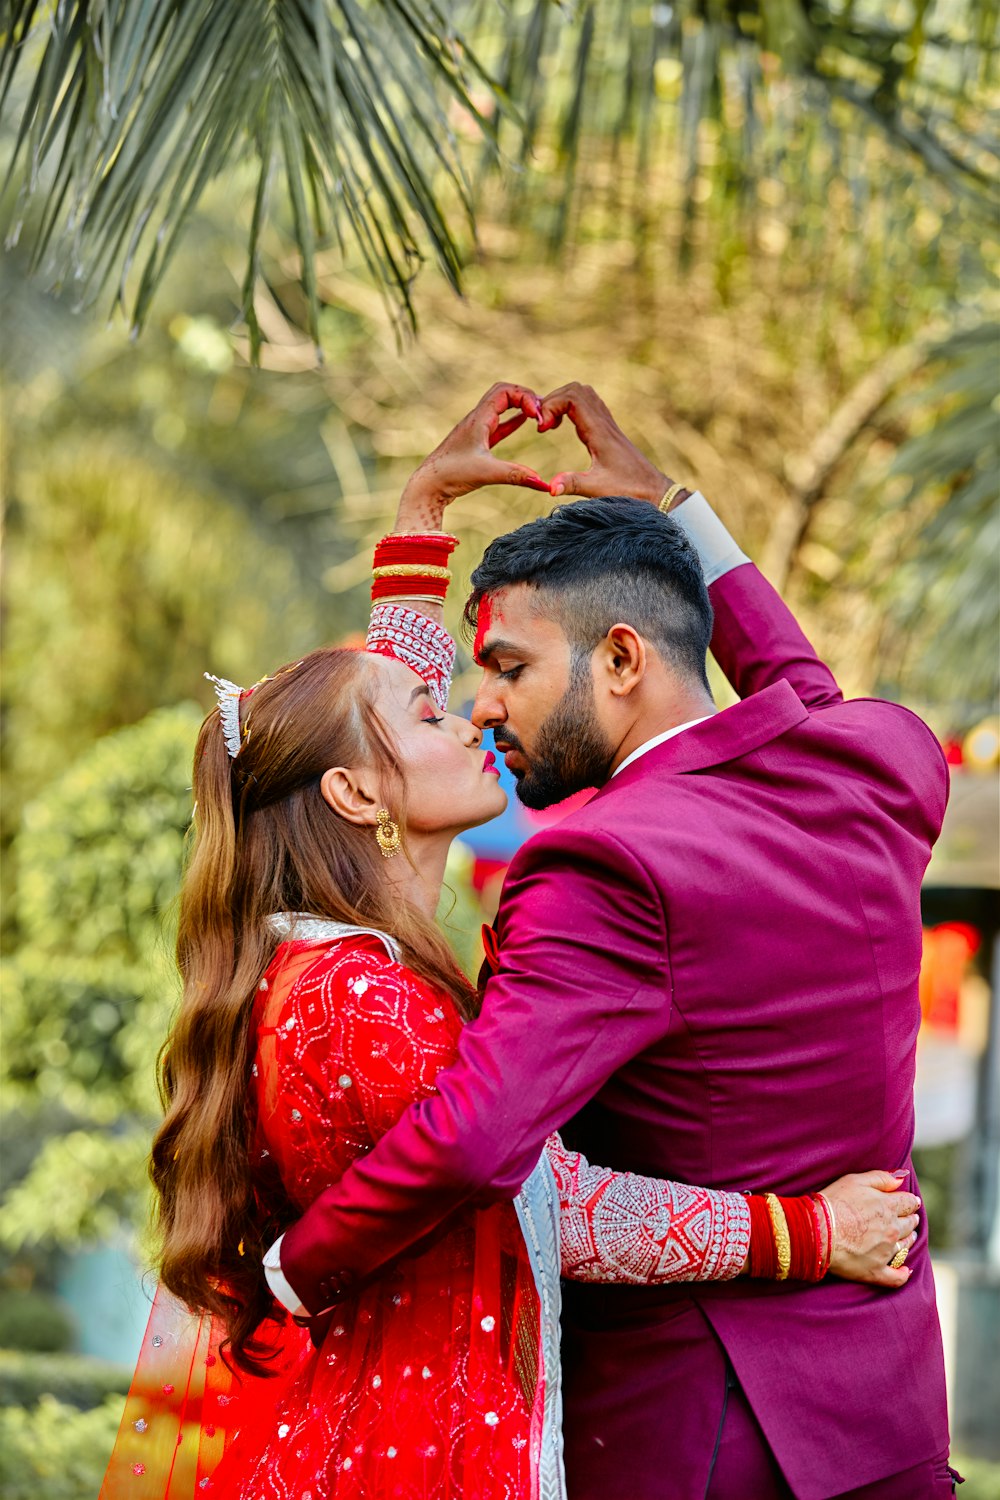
515, 1154, 567, 1500
267, 913, 402, 964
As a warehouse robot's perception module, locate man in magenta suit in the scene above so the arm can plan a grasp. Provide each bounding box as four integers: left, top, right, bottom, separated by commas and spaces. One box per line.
268, 385, 954, 1497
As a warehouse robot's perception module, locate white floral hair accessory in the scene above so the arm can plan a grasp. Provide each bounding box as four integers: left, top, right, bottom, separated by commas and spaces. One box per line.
204, 674, 246, 759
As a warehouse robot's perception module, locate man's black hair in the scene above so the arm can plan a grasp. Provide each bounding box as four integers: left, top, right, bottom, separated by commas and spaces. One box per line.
465, 496, 714, 688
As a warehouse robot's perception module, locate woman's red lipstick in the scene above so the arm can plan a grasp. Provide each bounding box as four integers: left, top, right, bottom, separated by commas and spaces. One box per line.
482, 751, 501, 776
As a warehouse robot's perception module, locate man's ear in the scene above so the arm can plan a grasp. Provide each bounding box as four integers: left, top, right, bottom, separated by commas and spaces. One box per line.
319, 767, 381, 827
600, 624, 647, 697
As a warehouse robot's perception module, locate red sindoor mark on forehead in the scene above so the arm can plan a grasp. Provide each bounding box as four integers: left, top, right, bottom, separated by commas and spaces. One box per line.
473, 593, 495, 665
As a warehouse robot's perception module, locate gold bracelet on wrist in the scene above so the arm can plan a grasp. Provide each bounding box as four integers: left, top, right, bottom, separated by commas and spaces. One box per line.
372, 564, 452, 582
765, 1193, 792, 1281
376, 593, 447, 607
658, 481, 687, 513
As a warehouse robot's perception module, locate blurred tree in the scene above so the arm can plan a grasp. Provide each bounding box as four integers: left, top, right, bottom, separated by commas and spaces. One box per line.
2, 2, 996, 342
1, 706, 198, 1255
2, 0, 995, 722
0, 1395, 125, 1500
0, 235, 376, 869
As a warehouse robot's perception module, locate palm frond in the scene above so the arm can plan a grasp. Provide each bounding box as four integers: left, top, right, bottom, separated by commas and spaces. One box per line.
3, 1, 997, 347
0, 0, 506, 344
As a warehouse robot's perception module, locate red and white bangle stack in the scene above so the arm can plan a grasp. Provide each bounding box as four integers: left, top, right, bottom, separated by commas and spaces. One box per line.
365, 532, 460, 712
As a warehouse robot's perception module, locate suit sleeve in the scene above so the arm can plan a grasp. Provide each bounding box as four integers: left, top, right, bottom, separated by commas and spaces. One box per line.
672, 492, 842, 710
707, 563, 844, 711
277, 825, 672, 1314
675, 495, 948, 820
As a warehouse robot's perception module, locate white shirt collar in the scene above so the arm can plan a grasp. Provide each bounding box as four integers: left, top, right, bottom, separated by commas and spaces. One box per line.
612, 716, 715, 778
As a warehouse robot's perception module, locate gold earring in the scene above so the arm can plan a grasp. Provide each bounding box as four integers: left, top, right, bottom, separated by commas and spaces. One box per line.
375, 808, 401, 860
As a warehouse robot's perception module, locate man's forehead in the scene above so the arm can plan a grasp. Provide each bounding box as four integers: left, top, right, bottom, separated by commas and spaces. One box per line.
473, 584, 563, 664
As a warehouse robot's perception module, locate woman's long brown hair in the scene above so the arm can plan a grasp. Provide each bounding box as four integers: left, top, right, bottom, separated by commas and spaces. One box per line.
150, 647, 477, 1374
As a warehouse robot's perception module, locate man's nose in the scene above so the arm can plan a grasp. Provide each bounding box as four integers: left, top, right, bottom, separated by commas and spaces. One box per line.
471, 680, 505, 731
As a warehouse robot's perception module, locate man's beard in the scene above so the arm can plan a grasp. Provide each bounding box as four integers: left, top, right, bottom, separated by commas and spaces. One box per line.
508, 657, 614, 810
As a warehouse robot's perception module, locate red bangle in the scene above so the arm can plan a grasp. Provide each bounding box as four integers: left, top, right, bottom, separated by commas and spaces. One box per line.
783, 1195, 819, 1282
374, 545, 456, 569
371, 575, 449, 602
748, 1193, 829, 1282
812, 1193, 834, 1278
376, 532, 459, 547
372, 534, 458, 605
746, 1195, 778, 1280
374, 534, 458, 568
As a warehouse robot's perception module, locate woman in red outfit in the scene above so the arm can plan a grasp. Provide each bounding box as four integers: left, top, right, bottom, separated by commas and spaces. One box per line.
102, 385, 918, 1500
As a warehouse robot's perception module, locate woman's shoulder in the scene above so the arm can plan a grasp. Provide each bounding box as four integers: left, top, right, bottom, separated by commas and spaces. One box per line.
264, 931, 442, 1011
262, 933, 461, 1071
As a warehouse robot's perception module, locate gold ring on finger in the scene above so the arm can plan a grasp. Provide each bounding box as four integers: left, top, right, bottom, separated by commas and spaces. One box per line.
889, 1242, 909, 1269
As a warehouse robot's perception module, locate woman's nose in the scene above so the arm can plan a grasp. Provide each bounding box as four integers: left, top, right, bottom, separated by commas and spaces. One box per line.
452, 713, 482, 749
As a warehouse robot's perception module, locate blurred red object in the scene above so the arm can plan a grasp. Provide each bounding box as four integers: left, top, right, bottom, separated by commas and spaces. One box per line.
919, 922, 981, 1032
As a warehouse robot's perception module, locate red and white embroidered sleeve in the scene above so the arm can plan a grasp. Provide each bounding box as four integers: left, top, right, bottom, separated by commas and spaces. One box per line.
365, 604, 456, 712
545, 1132, 750, 1284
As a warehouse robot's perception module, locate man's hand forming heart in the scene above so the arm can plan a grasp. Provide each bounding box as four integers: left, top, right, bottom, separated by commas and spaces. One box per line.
536, 382, 674, 508
394, 383, 550, 533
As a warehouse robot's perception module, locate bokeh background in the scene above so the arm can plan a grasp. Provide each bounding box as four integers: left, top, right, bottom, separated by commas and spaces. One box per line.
1, 2, 998, 1495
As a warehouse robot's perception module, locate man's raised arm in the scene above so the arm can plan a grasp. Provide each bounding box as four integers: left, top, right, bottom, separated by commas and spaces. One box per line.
672, 493, 843, 710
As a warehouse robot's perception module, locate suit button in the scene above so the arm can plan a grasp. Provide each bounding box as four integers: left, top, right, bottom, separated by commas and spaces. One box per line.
320, 1270, 356, 1301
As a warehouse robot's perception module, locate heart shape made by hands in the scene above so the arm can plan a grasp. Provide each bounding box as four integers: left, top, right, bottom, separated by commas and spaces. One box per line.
488, 404, 593, 496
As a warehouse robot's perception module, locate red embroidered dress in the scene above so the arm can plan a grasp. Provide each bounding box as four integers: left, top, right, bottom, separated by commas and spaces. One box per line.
103, 930, 748, 1499
101, 608, 750, 1500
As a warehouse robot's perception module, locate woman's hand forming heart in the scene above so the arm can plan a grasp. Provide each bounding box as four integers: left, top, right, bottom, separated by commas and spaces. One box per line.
394, 383, 550, 533
537, 382, 674, 507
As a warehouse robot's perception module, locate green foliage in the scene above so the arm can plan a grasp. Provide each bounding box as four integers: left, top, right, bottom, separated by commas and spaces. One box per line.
0, 0, 495, 343
879, 322, 1000, 714
912, 1143, 959, 1251
0, 1394, 124, 1500
0, 1131, 152, 1254
2, 1, 996, 347
0, 1356, 130, 1410
0, 1350, 130, 1410
0, 436, 323, 834
4, 705, 198, 1111
955, 1455, 1000, 1500
1, 708, 201, 1254
0, 1292, 75, 1354
14, 704, 197, 964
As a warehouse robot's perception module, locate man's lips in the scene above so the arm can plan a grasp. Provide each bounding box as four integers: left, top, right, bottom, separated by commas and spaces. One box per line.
482, 750, 501, 777
494, 742, 524, 773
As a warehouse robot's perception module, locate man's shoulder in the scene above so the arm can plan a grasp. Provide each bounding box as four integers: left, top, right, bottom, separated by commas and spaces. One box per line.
502, 776, 699, 879
501, 795, 665, 890
805, 695, 950, 806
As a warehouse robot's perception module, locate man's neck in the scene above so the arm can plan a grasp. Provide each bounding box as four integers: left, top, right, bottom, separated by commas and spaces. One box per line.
608, 690, 717, 777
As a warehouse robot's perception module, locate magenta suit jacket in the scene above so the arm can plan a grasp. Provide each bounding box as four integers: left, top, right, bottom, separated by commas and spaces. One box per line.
279, 563, 951, 1499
